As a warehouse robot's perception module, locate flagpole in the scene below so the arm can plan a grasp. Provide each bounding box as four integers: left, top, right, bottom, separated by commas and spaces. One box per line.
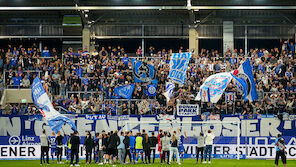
225, 93, 228, 114
233, 92, 236, 115
62, 127, 66, 136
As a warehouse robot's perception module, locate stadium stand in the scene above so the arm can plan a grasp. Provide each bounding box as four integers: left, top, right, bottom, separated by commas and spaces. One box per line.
1, 42, 295, 116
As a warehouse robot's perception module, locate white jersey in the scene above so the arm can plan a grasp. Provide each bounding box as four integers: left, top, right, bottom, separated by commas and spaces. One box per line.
205, 132, 215, 145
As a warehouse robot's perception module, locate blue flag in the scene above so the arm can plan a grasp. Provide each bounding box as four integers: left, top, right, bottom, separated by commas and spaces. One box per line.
31, 77, 77, 133
146, 84, 157, 97
114, 84, 135, 99
234, 59, 258, 101
231, 74, 248, 100
131, 59, 157, 83
168, 52, 192, 85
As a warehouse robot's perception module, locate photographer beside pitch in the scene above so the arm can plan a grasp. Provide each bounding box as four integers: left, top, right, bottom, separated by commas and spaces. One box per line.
275, 134, 287, 167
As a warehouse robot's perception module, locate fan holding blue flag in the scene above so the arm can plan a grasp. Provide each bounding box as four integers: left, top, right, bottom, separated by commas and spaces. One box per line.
114, 84, 135, 99
32, 77, 77, 133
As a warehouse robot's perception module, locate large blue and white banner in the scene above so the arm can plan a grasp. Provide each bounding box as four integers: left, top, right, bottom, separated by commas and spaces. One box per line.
195, 72, 233, 103
31, 77, 77, 133
233, 59, 258, 101
131, 59, 157, 83
168, 52, 192, 85
114, 84, 135, 99
1, 115, 296, 159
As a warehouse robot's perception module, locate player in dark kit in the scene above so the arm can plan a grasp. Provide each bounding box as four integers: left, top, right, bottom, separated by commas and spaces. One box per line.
149, 132, 158, 163
123, 131, 132, 164
84, 131, 94, 164
108, 130, 120, 166
56, 131, 64, 164
70, 131, 80, 166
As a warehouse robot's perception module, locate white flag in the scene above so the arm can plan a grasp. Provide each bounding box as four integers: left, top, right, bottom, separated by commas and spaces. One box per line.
195, 72, 233, 103
163, 82, 175, 103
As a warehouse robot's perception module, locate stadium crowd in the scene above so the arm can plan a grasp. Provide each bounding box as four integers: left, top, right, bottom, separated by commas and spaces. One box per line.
1, 39, 296, 116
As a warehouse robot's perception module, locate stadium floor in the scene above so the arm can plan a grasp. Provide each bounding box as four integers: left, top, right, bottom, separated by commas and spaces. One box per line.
0, 159, 295, 167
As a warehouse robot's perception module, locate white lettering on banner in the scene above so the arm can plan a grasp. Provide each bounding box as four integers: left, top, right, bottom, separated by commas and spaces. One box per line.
77, 117, 93, 135
139, 117, 157, 133
260, 118, 281, 136
288, 137, 296, 145
178, 117, 192, 133
25, 120, 31, 129
0, 116, 296, 139
202, 120, 222, 137
222, 117, 240, 136
241, 120, 259, 136
283, 121, 291, 129
34, 120, 50, 136
123, 117, 138, 133
22, 136, 38, 145
62, 123, 73, 134
95, 119, 117, 133
0, 117, 21, 136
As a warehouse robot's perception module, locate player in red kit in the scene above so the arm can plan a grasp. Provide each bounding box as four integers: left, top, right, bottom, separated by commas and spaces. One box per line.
157, 129, 164, 160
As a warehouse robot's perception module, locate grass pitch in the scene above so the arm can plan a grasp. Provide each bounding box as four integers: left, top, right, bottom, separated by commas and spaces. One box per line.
0, 159, 294, 167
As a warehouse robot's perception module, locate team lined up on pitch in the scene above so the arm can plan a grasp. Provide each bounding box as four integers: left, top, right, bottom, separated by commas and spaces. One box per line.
39, 129, 215, 166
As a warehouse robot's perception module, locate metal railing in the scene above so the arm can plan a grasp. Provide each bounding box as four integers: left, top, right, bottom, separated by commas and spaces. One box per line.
6, 85, 31, 89
0, 25, 63, 36
60, 98, 159, 115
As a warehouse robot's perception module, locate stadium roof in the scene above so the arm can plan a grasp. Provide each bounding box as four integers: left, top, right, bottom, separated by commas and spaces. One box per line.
0, 0, 296, 8
0, 0, 295, 26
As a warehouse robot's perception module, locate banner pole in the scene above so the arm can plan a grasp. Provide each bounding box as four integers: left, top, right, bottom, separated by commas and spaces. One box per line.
237, 120, 240, 160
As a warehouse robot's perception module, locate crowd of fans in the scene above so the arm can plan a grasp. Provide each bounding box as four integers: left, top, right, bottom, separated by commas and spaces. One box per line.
0, 39, 296, 116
